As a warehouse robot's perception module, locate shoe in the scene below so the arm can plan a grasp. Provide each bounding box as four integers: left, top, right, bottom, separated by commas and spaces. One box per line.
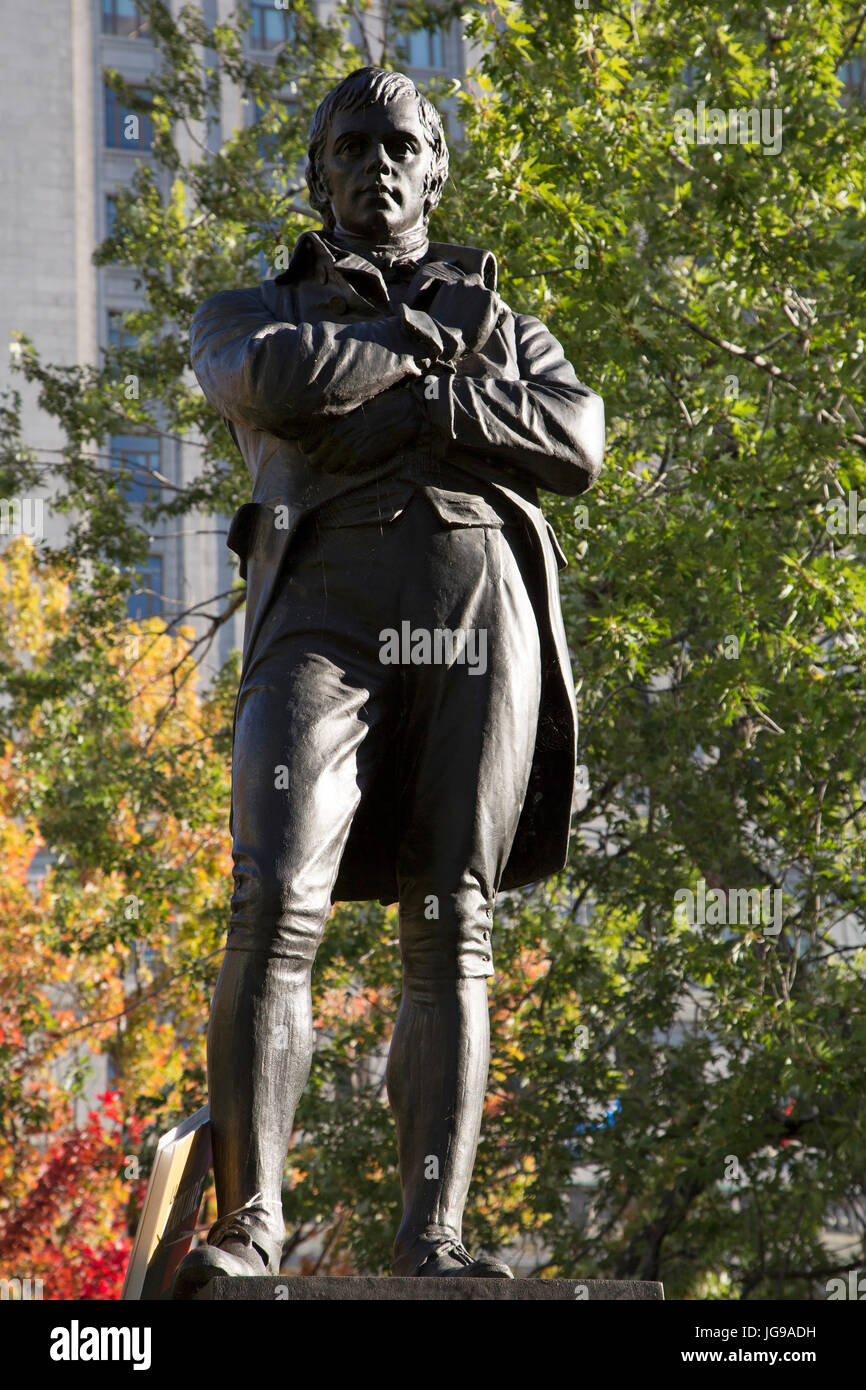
398, 1234, 514, 1279
172, 1212, 282, 1299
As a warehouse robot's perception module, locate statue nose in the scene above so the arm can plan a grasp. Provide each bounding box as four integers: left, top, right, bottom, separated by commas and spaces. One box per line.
366, 144, 391, 173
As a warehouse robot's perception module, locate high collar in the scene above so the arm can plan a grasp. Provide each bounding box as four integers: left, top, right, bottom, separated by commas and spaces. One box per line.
330, 221, 430, 267
273, 227, 499, 292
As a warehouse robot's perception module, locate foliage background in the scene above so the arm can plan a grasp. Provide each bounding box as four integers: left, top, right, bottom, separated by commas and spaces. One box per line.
0, 0, 864, 1299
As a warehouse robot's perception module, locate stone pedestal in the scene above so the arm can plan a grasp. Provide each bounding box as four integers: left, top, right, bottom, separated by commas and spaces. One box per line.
194, 1276, 664, 1301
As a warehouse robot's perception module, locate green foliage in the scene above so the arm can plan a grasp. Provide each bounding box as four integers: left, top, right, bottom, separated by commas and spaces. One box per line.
447, 0, 866, 1297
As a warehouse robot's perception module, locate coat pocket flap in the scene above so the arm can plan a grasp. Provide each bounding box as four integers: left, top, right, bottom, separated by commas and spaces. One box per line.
545, 520, 569, 570
226, 502, 266, 579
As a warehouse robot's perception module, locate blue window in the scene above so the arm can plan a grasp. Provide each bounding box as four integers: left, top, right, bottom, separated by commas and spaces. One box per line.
110, 435, 161, 506
249, 1, 294, 51
127, 554, 164, 620
105, 195, 118, 237
251, 97, 291, 161
101, 0, 150, 37
105, 83, 154, 150
108, 310, 123, 351
105, 310, 140, 380
838, 56, 866, 98
404, 28, 445, 69
106, 309, 140, 357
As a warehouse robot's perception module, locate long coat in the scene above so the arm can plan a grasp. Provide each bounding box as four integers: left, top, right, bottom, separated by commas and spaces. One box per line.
189, 230, 604, 899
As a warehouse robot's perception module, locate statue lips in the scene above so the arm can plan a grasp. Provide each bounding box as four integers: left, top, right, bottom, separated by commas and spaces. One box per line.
363, 182, 397, 205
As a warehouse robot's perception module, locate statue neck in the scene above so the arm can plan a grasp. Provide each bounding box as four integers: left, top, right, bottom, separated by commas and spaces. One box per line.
329, 220, 430, 268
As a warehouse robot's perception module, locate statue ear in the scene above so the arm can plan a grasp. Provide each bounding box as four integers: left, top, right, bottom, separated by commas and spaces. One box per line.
423, 178, 442, 221
307, 161, 332, 219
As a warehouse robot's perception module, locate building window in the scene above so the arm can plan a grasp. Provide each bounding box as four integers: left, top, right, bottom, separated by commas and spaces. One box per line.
839, 55, 866, 99
107, 309, 139, 353
110, 435, 161, 506
105, 195, 118, 237
251, 96, 293, 162
127, 554, 164, 620
249, 1, 294, 51
404, 27, 445, 69
105, 311, 141, 381
101, 0, 150, 38
108, 310, 123, 351
105, 83, 154, 150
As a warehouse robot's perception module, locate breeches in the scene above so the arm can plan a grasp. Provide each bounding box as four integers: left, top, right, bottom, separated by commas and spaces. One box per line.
227, 493, 542, 980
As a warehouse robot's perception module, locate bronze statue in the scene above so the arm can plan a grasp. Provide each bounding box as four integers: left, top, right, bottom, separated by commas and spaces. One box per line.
174, 66, 603, 1294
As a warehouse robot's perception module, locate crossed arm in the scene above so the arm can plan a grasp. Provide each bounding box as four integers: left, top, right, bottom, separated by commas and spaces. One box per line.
190, 286, 445, 429
190, 283, 604, 498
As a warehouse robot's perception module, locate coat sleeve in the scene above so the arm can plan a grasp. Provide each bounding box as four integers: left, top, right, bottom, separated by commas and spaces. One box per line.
189, 287, 446, 435
412, 311, 604, 496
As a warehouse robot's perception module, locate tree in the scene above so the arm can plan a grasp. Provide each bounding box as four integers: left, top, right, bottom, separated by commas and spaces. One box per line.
1, 0, 864, 1298
0, 535, 231, 1297
450, 0, 866, 1296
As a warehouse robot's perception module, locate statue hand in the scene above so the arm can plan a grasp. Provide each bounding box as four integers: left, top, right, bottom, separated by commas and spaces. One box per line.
299, 387, 424, 474
423, 277, 507, 360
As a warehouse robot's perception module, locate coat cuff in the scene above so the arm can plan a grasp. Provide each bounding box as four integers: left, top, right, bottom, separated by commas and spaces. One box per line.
408, 373, 455, 440
396, 302, 446, 364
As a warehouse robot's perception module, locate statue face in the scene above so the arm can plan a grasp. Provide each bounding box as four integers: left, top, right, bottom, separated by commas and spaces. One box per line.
321, 97, 433, 240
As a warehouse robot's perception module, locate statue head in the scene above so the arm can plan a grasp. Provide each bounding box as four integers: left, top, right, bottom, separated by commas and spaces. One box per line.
305, 66, 450, 238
